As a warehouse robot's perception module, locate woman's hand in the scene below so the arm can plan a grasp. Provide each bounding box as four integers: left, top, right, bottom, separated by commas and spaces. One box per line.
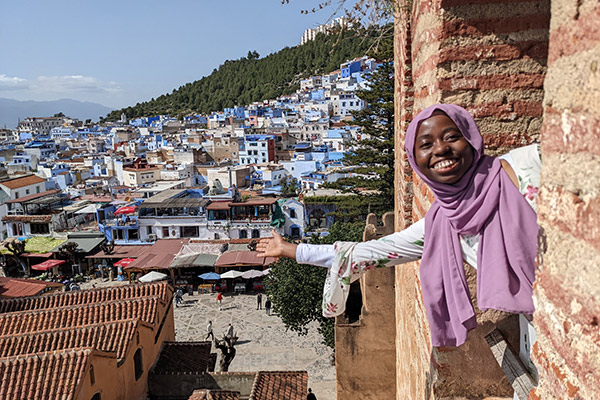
256, 230, 297, 259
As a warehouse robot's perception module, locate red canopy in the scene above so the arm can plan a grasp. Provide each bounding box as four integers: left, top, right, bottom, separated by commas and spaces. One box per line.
114, 206, 136, 215
114, 258, 136, 267
31, 259, 66, 271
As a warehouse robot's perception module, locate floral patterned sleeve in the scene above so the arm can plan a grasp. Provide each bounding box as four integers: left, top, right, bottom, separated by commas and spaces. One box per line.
322, 219, 425, 317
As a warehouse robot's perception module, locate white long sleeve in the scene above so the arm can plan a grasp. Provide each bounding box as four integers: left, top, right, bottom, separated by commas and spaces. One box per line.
296, 244, 335, 267
296, 219, 426, 268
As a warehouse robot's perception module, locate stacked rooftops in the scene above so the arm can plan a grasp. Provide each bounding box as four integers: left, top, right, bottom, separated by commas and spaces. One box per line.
0, 281, 173, 399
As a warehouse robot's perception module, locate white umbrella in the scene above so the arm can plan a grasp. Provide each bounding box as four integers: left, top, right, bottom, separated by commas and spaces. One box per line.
262, 268, 271, 276
242, 269, 264, 279
139, 271, 168, 283
220, 270, 244, 279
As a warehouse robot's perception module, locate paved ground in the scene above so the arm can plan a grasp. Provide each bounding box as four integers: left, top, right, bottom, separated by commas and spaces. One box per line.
174, 291, 336, 400
80, 279, 336, 399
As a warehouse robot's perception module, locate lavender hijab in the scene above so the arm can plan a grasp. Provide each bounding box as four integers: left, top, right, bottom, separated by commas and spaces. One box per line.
405, 104, 538, 347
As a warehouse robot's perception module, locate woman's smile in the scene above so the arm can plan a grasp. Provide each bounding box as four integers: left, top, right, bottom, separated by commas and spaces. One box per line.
414, 114, 474, 184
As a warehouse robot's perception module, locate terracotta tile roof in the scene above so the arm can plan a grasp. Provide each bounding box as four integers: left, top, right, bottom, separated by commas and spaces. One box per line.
0, 277, 62, 298
0, 348, 92, 400
0, 296, 160, 336
0, 319, 141, 360
86, 243, 153, 259
0, 175, 46, 189
151, 341, 215, 374
0, 281, 171, 313
249, 371, 308, 400
215, 251, 275, 268
188, 389, 240, 400
125, 239, 189, 271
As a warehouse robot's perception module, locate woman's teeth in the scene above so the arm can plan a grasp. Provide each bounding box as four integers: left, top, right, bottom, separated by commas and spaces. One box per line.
434, 160, 457, 170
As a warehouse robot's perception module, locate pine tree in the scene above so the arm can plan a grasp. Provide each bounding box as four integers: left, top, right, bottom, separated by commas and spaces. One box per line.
323, 37, 395, 208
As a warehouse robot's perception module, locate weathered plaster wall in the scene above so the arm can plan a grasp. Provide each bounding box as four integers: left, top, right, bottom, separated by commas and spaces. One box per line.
532, 0, 600, 398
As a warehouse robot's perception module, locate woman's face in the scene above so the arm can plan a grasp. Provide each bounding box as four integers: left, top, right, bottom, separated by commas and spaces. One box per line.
414, 114, 474, 184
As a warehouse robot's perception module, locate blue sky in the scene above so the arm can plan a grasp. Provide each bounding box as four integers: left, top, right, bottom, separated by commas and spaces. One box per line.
0, 0, 338, 109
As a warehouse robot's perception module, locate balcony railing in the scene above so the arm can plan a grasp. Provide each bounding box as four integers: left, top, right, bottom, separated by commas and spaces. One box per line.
103, 217, 139, 228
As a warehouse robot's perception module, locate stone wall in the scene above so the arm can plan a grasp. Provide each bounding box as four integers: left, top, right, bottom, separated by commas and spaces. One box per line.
532, 0, 600, 398
335, 213, 397, 400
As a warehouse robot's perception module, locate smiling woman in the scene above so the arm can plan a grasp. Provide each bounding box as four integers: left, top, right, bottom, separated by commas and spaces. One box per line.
414, 113, 474, 184
257, 103, 542, 348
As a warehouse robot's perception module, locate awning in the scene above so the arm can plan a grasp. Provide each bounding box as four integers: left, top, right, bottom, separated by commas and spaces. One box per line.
31, 259, 66, 271
50, 233, 106, 254
215, 251, 275, 268
22, 252, 53, 258
114, 258, 136, 267
74, 204, 99, 214
169, 253, 218, 268
206, 201, 231, 211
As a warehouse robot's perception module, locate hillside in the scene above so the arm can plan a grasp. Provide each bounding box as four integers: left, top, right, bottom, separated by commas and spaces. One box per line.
104, 28, 379, 121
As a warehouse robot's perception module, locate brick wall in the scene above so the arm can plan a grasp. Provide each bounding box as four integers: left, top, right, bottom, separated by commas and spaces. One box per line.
532, 0, 600, 398
393, 0, 552, 398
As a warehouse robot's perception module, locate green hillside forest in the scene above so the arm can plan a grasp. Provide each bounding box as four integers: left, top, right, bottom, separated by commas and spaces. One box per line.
104, 28, 380, 121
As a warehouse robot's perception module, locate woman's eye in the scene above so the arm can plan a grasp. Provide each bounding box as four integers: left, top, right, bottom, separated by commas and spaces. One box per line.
419, 142, 432, 149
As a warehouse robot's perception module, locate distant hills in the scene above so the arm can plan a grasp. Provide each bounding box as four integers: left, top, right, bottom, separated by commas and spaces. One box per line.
104, 28, 381, 121
0, 98, 114, 129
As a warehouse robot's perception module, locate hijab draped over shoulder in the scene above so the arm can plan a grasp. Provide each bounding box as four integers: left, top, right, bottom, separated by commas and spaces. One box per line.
405, 104, 538, 346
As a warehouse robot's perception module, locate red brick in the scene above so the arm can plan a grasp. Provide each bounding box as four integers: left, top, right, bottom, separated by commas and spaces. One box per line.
438, 73, 545, 90
533, 311, 592, 397
541, 107, 600, 155
442, 0, 541, 6
536, 271, 600, 344
412, 26, 444, 66
539, 186, 600, 252
443, 14, 550, 37
439, 41, 548, 62
548, 6, 600, 64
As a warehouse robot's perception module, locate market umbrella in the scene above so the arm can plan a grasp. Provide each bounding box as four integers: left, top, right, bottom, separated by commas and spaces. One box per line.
199, 272, 221, 280
139, 271, 168, 283
220, 270, 244, 279
114, 258, 136, 267
114, 205, 137, 215
31, 259, 66, 271
242, 269, 264, 279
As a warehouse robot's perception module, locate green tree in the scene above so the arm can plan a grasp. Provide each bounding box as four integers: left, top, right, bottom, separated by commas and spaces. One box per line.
323, 36, 395, 205
264, 221, 364, 348
280, 176, 299, 197
102, 27, 380, 121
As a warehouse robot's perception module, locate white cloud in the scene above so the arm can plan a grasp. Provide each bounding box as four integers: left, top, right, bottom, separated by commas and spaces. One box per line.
0, 74, 128, 107
0, 74, 28, 90
32, 75, 121, 94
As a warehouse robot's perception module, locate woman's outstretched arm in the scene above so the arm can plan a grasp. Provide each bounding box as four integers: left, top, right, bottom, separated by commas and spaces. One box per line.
256, 219, 425, 268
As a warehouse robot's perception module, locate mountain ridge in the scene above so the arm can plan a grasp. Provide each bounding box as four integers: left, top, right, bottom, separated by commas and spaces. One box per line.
104, 28, 380, 121
0, 98, 114, 129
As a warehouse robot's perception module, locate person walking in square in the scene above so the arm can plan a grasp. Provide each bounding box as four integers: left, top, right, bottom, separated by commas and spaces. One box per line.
265, 298, 272, 315
216, 292, 223, 311
256, 292, 262, 310
175, 287, 183, 307
205, 320, 214, 341
226, 323, 234, 340
307, 388, 317, 400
